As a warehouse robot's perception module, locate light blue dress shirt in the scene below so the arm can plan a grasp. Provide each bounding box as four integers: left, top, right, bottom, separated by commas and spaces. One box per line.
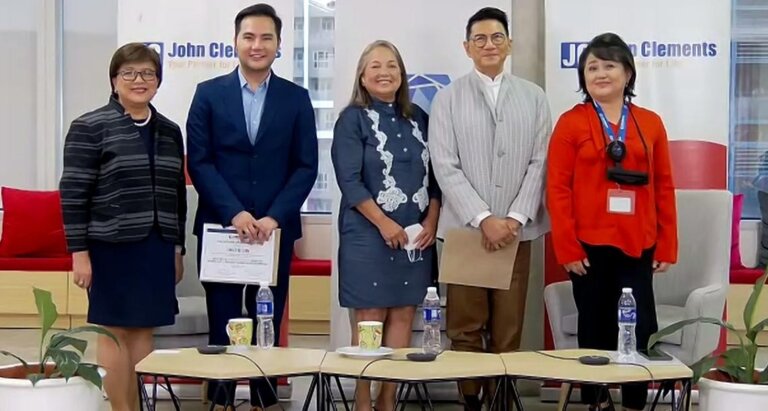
238, 68, 270, 145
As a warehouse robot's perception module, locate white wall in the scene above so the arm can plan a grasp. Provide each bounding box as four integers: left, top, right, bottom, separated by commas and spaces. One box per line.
0, 2, 40, 197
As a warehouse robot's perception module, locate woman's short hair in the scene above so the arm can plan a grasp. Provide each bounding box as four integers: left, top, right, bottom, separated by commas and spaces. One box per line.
348, 40, 413, 119
109, 43, 163, 94
577, 32, 636, 102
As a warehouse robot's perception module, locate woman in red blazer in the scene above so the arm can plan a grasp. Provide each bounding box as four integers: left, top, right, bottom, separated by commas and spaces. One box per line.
546, 33, 678, 411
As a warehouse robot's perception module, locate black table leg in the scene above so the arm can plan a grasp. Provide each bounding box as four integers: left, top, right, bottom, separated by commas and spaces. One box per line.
413, 384, 427, 410
508, 378, 525, 411
303, 375, 318, 411
488, 377, 504, 411
421, 383, 434, 411
334, 376, 350, 411
398, 384, 413, 411
161, 376, 181, 411
138, 375, 153, 411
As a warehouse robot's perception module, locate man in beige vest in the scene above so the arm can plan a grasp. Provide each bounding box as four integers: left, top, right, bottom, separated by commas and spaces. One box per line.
428, 7, 552, 409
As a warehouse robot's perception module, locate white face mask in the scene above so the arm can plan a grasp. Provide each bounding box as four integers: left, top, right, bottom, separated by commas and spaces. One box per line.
403, 223, 425, 263
406, 248, 423, 263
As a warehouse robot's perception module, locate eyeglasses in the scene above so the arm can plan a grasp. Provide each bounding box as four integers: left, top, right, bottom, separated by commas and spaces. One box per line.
118, 69, 157, 81
471, 33, 508, 48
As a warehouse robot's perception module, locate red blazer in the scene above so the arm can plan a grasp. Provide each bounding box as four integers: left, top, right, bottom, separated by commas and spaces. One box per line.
546, 103, 678, 265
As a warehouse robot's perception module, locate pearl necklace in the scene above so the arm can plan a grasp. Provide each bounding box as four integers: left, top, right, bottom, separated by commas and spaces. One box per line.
133, 109, 152, 127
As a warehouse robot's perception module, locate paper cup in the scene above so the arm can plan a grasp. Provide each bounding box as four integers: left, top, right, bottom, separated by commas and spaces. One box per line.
226, 318, 253, 346
357, 321, 383, 351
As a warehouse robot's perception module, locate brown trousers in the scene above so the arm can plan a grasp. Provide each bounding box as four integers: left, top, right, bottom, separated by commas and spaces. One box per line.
446, 240, 531, 398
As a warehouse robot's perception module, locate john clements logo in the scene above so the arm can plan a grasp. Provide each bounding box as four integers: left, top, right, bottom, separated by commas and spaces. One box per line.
560, 40, 718, 69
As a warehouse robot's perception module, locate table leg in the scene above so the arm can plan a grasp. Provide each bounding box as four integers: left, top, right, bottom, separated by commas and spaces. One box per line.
303, 375, 318, 411
488, 377, 504, 411
255, 382, 267, 411
421, 383, 434, 411
151, 376, 158, 409
138, 375, 153, 411
317, 374, 324, 411
413, 384, 427, 410
684, 379, 692, 411
161, 376, 182, 411
398, 384, 413, 411
334, 376, 350, 411
508, 378, 525, 411
324, 376, 339, 411
557, 383, 572, 411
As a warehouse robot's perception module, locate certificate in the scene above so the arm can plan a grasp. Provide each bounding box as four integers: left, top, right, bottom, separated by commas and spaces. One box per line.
199, 223, 280, 286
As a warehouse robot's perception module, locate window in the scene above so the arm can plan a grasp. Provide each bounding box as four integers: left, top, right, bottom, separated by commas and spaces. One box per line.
729, 0, 768, 219
314, 108, 336, 130
321, 17, 334, 31
294, 17, 303, 31
314, 173, 329, 190
313, 50, 334, 69
297, 0, 336, 213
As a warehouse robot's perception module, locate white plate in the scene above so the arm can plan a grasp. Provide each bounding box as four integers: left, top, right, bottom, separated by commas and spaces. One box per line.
335, 346, 394, 359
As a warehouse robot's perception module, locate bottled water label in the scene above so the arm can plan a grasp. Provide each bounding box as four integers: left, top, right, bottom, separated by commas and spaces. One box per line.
423, 308, 441, 322
257, 301, 273, 316
618, 307, 636, 323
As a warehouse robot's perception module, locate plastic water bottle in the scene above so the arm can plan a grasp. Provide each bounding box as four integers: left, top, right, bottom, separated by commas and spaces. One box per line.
421, 287, 442, 355
617, 287, 637, 361
256, 281, 275, 349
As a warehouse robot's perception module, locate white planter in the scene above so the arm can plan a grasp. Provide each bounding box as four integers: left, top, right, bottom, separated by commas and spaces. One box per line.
0, 364, 104, 411
698, 376, 768, 411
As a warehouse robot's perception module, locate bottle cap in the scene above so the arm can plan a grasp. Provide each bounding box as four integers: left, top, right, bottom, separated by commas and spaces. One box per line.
427, 286, 437, 293
622, 287, 632, 293
260, 281, 270, 287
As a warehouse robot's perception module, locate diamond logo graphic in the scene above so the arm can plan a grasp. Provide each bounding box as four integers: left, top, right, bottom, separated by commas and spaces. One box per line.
408, 74, 451, 114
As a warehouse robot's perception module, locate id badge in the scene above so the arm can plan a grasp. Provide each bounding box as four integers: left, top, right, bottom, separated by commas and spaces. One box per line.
607, 189, 635, 215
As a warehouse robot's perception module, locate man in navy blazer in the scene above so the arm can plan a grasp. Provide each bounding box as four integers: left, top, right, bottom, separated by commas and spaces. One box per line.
186, 4, 318, 409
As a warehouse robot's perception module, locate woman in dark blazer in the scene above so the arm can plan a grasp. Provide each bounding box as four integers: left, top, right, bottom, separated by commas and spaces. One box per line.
59, 43, 186, 411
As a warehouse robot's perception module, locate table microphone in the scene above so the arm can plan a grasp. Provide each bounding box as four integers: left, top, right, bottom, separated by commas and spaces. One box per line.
197, 345, 227, 355
406, 352, 437, 362
578, 355, 610, 366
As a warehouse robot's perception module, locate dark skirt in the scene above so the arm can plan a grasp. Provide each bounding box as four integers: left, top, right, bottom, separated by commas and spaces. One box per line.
87, 228, 177, 328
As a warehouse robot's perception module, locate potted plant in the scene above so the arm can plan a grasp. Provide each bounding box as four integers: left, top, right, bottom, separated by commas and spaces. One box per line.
649, 271, 768, 410
0, 288, 116, 411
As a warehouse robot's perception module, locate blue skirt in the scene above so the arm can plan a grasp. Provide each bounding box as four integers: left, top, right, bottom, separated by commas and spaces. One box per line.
87, 228, 177, 328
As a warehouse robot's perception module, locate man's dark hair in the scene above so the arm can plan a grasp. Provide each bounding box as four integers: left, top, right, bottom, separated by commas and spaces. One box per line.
577, 32, 637, 102
235, 3, 282, 39
466, 7, 509, 40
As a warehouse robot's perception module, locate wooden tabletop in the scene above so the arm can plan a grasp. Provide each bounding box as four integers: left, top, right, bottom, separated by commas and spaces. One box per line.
501, 349, 692, 384
136, 347, 327, 380
320, 349, 507, 382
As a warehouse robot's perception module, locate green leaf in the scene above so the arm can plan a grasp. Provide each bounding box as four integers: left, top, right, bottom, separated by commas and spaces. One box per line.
746, 318, 768, 343
32, 288, 58, 339
32, 288, 58, 368
689, 355, 718, 383
648, 317, 740, 351
76, 364, 103, 390
47, 349, 80, 380
27, 373, 45, 386
760, 364, 768, 384
49, 335, 88, 354
721, 346, 750, 366
0, 350, 29, 369
743, 270, 768, 331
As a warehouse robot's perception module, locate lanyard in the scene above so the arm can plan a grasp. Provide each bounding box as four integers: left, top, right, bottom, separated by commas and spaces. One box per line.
593, 102, 628, 143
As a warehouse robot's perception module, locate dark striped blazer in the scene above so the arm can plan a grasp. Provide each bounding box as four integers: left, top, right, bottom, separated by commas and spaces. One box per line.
59, 97, 187, 252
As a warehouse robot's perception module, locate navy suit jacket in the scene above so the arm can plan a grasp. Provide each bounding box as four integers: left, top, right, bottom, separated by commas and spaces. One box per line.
187, 69, 318, 241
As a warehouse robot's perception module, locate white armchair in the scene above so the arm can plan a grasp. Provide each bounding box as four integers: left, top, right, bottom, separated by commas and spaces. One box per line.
544, 189, 731, 366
